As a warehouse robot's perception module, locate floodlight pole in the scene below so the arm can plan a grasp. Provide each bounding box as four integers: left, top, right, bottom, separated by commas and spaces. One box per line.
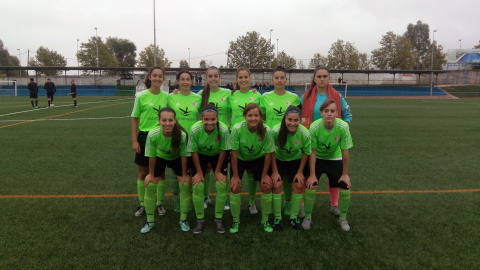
153, 0, 157, 66
77, 39, 80, 76
188, 48, 190, 67
459, 39, 462, 49
430, 29, 437, 96
269, 29, 273, 69
17, 49, 21, 77
95, 27, 99, 68
277, 39, 279, 56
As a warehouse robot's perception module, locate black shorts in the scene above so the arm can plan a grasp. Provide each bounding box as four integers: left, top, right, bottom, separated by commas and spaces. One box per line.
314, 159, 348, 189
232, 156, 267, 182
47, 91, 55, 98
191, 153, 228, 176
29, 92, 38, 98
153, 157, 183, 178
71, 94, 76, 98
275, 158, 310, 183
134, 131, 149, 166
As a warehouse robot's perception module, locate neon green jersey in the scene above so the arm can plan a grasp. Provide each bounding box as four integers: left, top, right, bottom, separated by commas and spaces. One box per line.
260, 90, 300, 128
145, 126, 188, 160
131, 89, 168, 132
228, 90, 261, 127
272, 124, 312, 161
309, 118, 353, 160
166, 91, 202, 133
198, 88, 231, 125
186, 120, 231, 156
230, 121, 275, 161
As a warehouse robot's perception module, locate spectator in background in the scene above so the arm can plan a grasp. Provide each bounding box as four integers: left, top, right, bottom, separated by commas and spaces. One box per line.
338, 77, 342, 84
68, 80, 78, 108
198, 74, 203, 86
44, 78, 56, 108
195, 73, 199, 86
27, 78, 39, 109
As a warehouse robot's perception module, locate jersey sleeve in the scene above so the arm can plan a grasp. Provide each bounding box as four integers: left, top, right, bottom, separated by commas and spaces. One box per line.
220, 124, 231, 151
309, 124, 318, 150
131, 94, 142, 117
186, 128, 198, 153
180, 132, 189, 157
339, 124, 353, 150
291, 93, 301, 107
145, 131, 156, 157
230, 124, 240, 151
263, 127, 276, 153
300, 126, 312, 155
259, 93, 267, 114
340, 94, 352, 123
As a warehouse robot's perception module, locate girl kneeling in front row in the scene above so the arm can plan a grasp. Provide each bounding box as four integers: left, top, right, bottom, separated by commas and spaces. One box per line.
230, 103, 276, 233
142, 107, 191, 233
187, 103, 231, 235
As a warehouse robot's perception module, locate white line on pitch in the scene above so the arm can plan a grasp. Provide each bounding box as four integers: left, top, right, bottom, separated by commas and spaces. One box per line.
0, 98, 132, 117
0, 116, 130, 122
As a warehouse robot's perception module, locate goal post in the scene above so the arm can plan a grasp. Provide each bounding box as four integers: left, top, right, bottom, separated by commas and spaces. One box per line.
0, 81, 18, 96
304, 82, 348, 98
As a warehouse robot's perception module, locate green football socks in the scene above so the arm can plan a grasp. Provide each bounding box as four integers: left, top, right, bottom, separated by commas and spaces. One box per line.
179, 182, 191, 221
215, 181, 227, 219
261, 193, 273, 222
339, 190, 351, 220
290, 193, 303, 219
145, 183, 157, 223
272, 193, 282, 220
170, 172, 180, 204
156, 180, 166, 206
304, 189, 316, 219
247, 173, 257, 204
137, 179, 145, 207
192, 182, 205, 219
230, 193, 241, 222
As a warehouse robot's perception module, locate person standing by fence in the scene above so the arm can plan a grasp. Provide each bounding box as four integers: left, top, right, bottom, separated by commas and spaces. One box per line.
27, 78, 39, 109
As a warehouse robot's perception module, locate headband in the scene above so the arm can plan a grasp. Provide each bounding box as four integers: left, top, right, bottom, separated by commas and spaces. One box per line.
285, 110, 301, 116
202, 109, 218, 116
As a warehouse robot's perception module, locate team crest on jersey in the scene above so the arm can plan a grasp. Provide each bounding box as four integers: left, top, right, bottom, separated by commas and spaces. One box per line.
286, 100, 291, 106
294, 140, 300, 146
241, 139, 246, 143
269, 102, 274, 105
149, 102, 154, 106
258, 137, 263, 142
193, 101, 198, 107
214, 137, 219, 143
221, 97, 226, 102
176, 103, 180, 106
164, 100, 167, 105
249, 97, 254, 102
334, 136, 340, 142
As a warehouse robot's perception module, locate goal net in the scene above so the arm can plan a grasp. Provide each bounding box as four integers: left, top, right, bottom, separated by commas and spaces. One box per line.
0, 81, 18, 96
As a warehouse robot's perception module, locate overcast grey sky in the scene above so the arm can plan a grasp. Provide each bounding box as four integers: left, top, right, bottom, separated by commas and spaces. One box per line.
2, 0, 479, 68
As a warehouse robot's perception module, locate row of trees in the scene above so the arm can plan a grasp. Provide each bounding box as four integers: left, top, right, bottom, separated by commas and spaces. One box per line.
1, 21, 471, 76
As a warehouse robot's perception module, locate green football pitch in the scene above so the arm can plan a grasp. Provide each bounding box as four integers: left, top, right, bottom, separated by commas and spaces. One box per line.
1, 96, 479, 269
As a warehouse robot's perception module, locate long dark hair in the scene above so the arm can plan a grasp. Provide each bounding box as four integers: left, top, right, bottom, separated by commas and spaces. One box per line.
158, 107, 187, 155
201, 66, 220, 108
305, 65, 330, 100
233, 67, 250, 95
144, 66, 165, 89
278, 105, 302, 149
243, 103, 265, 141
201, 103, 221, 142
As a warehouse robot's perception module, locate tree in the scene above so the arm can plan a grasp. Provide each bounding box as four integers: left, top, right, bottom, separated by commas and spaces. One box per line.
298, 60, 306, 69
199, 59, 212, 69
138, 44, 172, 68
106, 37, 136, 67
77, 36, 119, 75
29, 46, 67, 76
179, 60, 189, 68
327, 40, 363, 69
403, 20, 431, 70
0, 39, 20, 76
308, 53, 328, 68
371, 31, 414, 70
358, 53, 371, 70
272, 51, 296, 69
421, 44, 447, 70
227, 31, 274, 68
474, 44, 480, 49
